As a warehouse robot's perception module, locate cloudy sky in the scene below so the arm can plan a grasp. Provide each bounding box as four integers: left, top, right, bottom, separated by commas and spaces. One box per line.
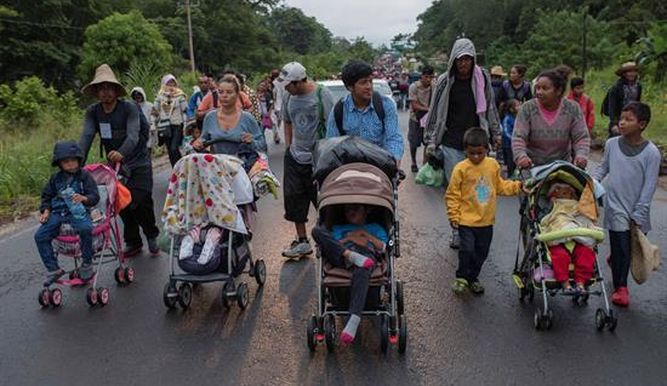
283, 0, 434, 46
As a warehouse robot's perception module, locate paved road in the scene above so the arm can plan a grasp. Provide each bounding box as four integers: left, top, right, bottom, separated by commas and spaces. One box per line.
1, 111, 667, 386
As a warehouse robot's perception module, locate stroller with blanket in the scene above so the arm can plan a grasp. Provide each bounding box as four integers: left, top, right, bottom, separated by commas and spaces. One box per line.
40, 163, 134, 309
512, 161, 617, 331
161, 153, 266, 311
306, 136, 407, 354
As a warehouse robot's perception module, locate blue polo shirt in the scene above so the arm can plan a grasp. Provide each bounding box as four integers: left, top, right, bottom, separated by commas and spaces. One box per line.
325, 94, 404, 160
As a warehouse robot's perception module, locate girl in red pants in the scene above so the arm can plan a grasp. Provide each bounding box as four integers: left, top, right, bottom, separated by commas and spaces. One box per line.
541, 183, 602, 294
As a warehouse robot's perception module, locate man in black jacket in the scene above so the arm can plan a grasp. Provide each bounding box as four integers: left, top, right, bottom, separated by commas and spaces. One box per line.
79, 64, 160, 257
607, 61, 642, 137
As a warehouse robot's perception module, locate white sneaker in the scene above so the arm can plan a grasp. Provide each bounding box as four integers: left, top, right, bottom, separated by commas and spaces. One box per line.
282, 239, 313, 259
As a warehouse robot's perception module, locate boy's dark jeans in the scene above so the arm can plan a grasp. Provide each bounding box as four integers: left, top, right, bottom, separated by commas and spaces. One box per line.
609, 230, 632, 288
35, 211, 93, 272
456, 225, 493, 283
312, 226, 374, 316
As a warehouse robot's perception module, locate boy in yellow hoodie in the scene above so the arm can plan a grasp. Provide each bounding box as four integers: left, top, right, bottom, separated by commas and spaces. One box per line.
446, 128, 522, 294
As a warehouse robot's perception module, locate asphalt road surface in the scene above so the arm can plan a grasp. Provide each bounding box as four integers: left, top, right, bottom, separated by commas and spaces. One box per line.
1, 111, 667, 386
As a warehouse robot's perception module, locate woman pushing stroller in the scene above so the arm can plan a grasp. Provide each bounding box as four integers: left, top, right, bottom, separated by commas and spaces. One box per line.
312, 204, 387, 344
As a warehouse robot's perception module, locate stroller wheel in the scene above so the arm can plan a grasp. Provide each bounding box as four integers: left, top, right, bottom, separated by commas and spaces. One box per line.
221, 282, 234, 309
114, 267, 126, 284
306, 315, 318, 352
380, 314, 389, 354
398, 315, 408, 354
49, 288, 63, 308
533, 309, 542, 330
38, 288, 50, 307
236, 282, 249, 310
163, 282, 178, 309
396, 280, 405, 315
86, 288, 98, 307
124, 267, 136, 284
98, 287, 110, 306
178, 283, 193, 309
253, 259, 267, 287
324, 315, 336, 353
544, 309, 554, 330
607, 310, 618, 332
595, 308, 606, 331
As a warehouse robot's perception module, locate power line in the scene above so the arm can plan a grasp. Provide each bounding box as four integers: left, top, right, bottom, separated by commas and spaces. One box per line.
0, 18, 85, 30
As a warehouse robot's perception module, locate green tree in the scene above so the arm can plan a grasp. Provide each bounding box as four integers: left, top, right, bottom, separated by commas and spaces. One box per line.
635, 22, 667, 83
267, 6, 332, 55
78, 11, 173, 81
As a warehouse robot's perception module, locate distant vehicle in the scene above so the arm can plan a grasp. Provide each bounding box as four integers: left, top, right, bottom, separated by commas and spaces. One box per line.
318, 79, 395, 106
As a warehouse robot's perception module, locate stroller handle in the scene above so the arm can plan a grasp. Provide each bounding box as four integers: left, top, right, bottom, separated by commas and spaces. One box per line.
202, 137, 241, 148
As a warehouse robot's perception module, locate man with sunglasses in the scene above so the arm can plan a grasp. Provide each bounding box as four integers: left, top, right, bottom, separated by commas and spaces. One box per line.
277, 62, 335, 259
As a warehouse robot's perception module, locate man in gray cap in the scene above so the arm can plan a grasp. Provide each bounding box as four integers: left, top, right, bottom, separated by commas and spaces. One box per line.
277, 62, 335, 259
79, 64, 160, 258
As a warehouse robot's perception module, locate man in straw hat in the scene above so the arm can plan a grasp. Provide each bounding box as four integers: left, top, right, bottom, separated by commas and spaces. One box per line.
79, 64, 160, 257
605, 61, 642, 137
489, 65, 506, 109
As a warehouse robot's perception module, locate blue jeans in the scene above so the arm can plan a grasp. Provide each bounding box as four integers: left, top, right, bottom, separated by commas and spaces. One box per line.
34, 211, 93, 271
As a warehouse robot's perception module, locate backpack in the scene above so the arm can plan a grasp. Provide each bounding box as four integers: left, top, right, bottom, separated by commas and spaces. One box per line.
601, 88, 611, 117
333, 91, 386, 136
502, 80, 530, 102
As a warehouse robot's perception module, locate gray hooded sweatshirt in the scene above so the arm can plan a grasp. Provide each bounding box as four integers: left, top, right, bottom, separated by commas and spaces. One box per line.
130, 86, 153, 125
425, 38, 500, 148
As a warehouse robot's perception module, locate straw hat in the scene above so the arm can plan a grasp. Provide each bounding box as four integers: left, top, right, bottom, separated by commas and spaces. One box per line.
490, 65, 507, 77
615, 61, 638, 77
81, 64, 126, 97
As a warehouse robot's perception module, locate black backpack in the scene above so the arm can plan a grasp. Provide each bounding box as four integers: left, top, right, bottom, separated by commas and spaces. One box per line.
333, 91, 386, 135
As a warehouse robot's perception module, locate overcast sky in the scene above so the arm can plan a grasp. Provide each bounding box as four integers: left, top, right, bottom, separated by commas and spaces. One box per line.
283, 0, 433, 46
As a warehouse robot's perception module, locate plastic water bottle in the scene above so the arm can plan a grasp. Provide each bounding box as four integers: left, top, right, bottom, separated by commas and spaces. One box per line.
60, 187, 87, 220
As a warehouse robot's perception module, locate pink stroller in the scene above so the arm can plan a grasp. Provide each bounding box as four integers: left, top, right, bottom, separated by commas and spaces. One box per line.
38, 163, 135, 308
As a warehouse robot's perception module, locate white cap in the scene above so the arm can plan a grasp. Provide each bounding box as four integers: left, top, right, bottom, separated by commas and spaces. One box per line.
277, 62, 307, 85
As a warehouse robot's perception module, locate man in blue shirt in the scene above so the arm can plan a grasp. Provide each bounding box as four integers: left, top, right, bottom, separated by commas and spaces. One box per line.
326, 60, 404, 163
187, 75, 212, 122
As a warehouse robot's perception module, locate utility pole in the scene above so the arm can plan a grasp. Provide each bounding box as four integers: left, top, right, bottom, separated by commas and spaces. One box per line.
185, 0, 196, 73
582, 9, 588, 81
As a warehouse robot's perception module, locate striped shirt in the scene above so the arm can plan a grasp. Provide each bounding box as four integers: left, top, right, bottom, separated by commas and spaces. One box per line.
511, 99, 590, 166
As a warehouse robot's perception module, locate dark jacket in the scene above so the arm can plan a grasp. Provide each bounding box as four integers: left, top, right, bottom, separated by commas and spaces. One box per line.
40, 169, 100, 213
607, 78, 642, 127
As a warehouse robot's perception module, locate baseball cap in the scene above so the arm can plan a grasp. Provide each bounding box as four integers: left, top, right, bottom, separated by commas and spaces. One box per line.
277, 62, 307, 85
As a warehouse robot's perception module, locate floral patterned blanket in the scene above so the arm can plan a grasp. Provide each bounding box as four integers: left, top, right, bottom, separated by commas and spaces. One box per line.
162, 154, 247, 235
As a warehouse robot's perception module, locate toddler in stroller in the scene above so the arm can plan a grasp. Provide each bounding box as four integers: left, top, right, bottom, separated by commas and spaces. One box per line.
312, 203, 388, 344
540, 182, 601, 294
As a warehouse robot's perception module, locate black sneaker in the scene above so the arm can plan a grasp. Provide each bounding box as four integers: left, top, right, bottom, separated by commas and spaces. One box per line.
43, 269, 65, 287
411, 164, 419, 173
469, 281, 485, 295
123, 244, 143, 258
147, 237, 160, 257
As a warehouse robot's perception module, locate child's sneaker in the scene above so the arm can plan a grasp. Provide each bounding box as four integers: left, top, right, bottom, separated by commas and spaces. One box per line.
469, 281, 485, 295
451, 278, 469, 294
78, 263, 94, 283
611, 286, 629, 307
43, 268, 65, 286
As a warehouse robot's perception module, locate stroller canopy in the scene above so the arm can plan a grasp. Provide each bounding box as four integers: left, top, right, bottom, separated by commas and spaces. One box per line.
318, 163, 394, 215
313, 136, 398, 185
162, 154, 248, 236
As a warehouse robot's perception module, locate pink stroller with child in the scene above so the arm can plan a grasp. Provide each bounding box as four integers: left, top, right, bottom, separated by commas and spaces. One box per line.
38, 163, 135, 308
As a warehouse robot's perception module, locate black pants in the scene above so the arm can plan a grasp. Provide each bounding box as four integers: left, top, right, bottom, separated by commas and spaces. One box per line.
120, 183, 159, 248
456, 225, 493, 282
283, 149, 317, 223
312, 226, 372, 316
609, 230, 632, 288
408, 120, 424, 165
502, 147, 516, 177
159, 124, 183, 167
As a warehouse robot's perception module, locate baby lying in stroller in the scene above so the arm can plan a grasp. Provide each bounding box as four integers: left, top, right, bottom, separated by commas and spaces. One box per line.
540, 182, 603, 294
312, 204, 388, 344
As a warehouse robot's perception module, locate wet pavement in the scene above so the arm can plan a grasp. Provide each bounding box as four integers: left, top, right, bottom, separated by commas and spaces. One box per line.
1, 111, 667, 385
